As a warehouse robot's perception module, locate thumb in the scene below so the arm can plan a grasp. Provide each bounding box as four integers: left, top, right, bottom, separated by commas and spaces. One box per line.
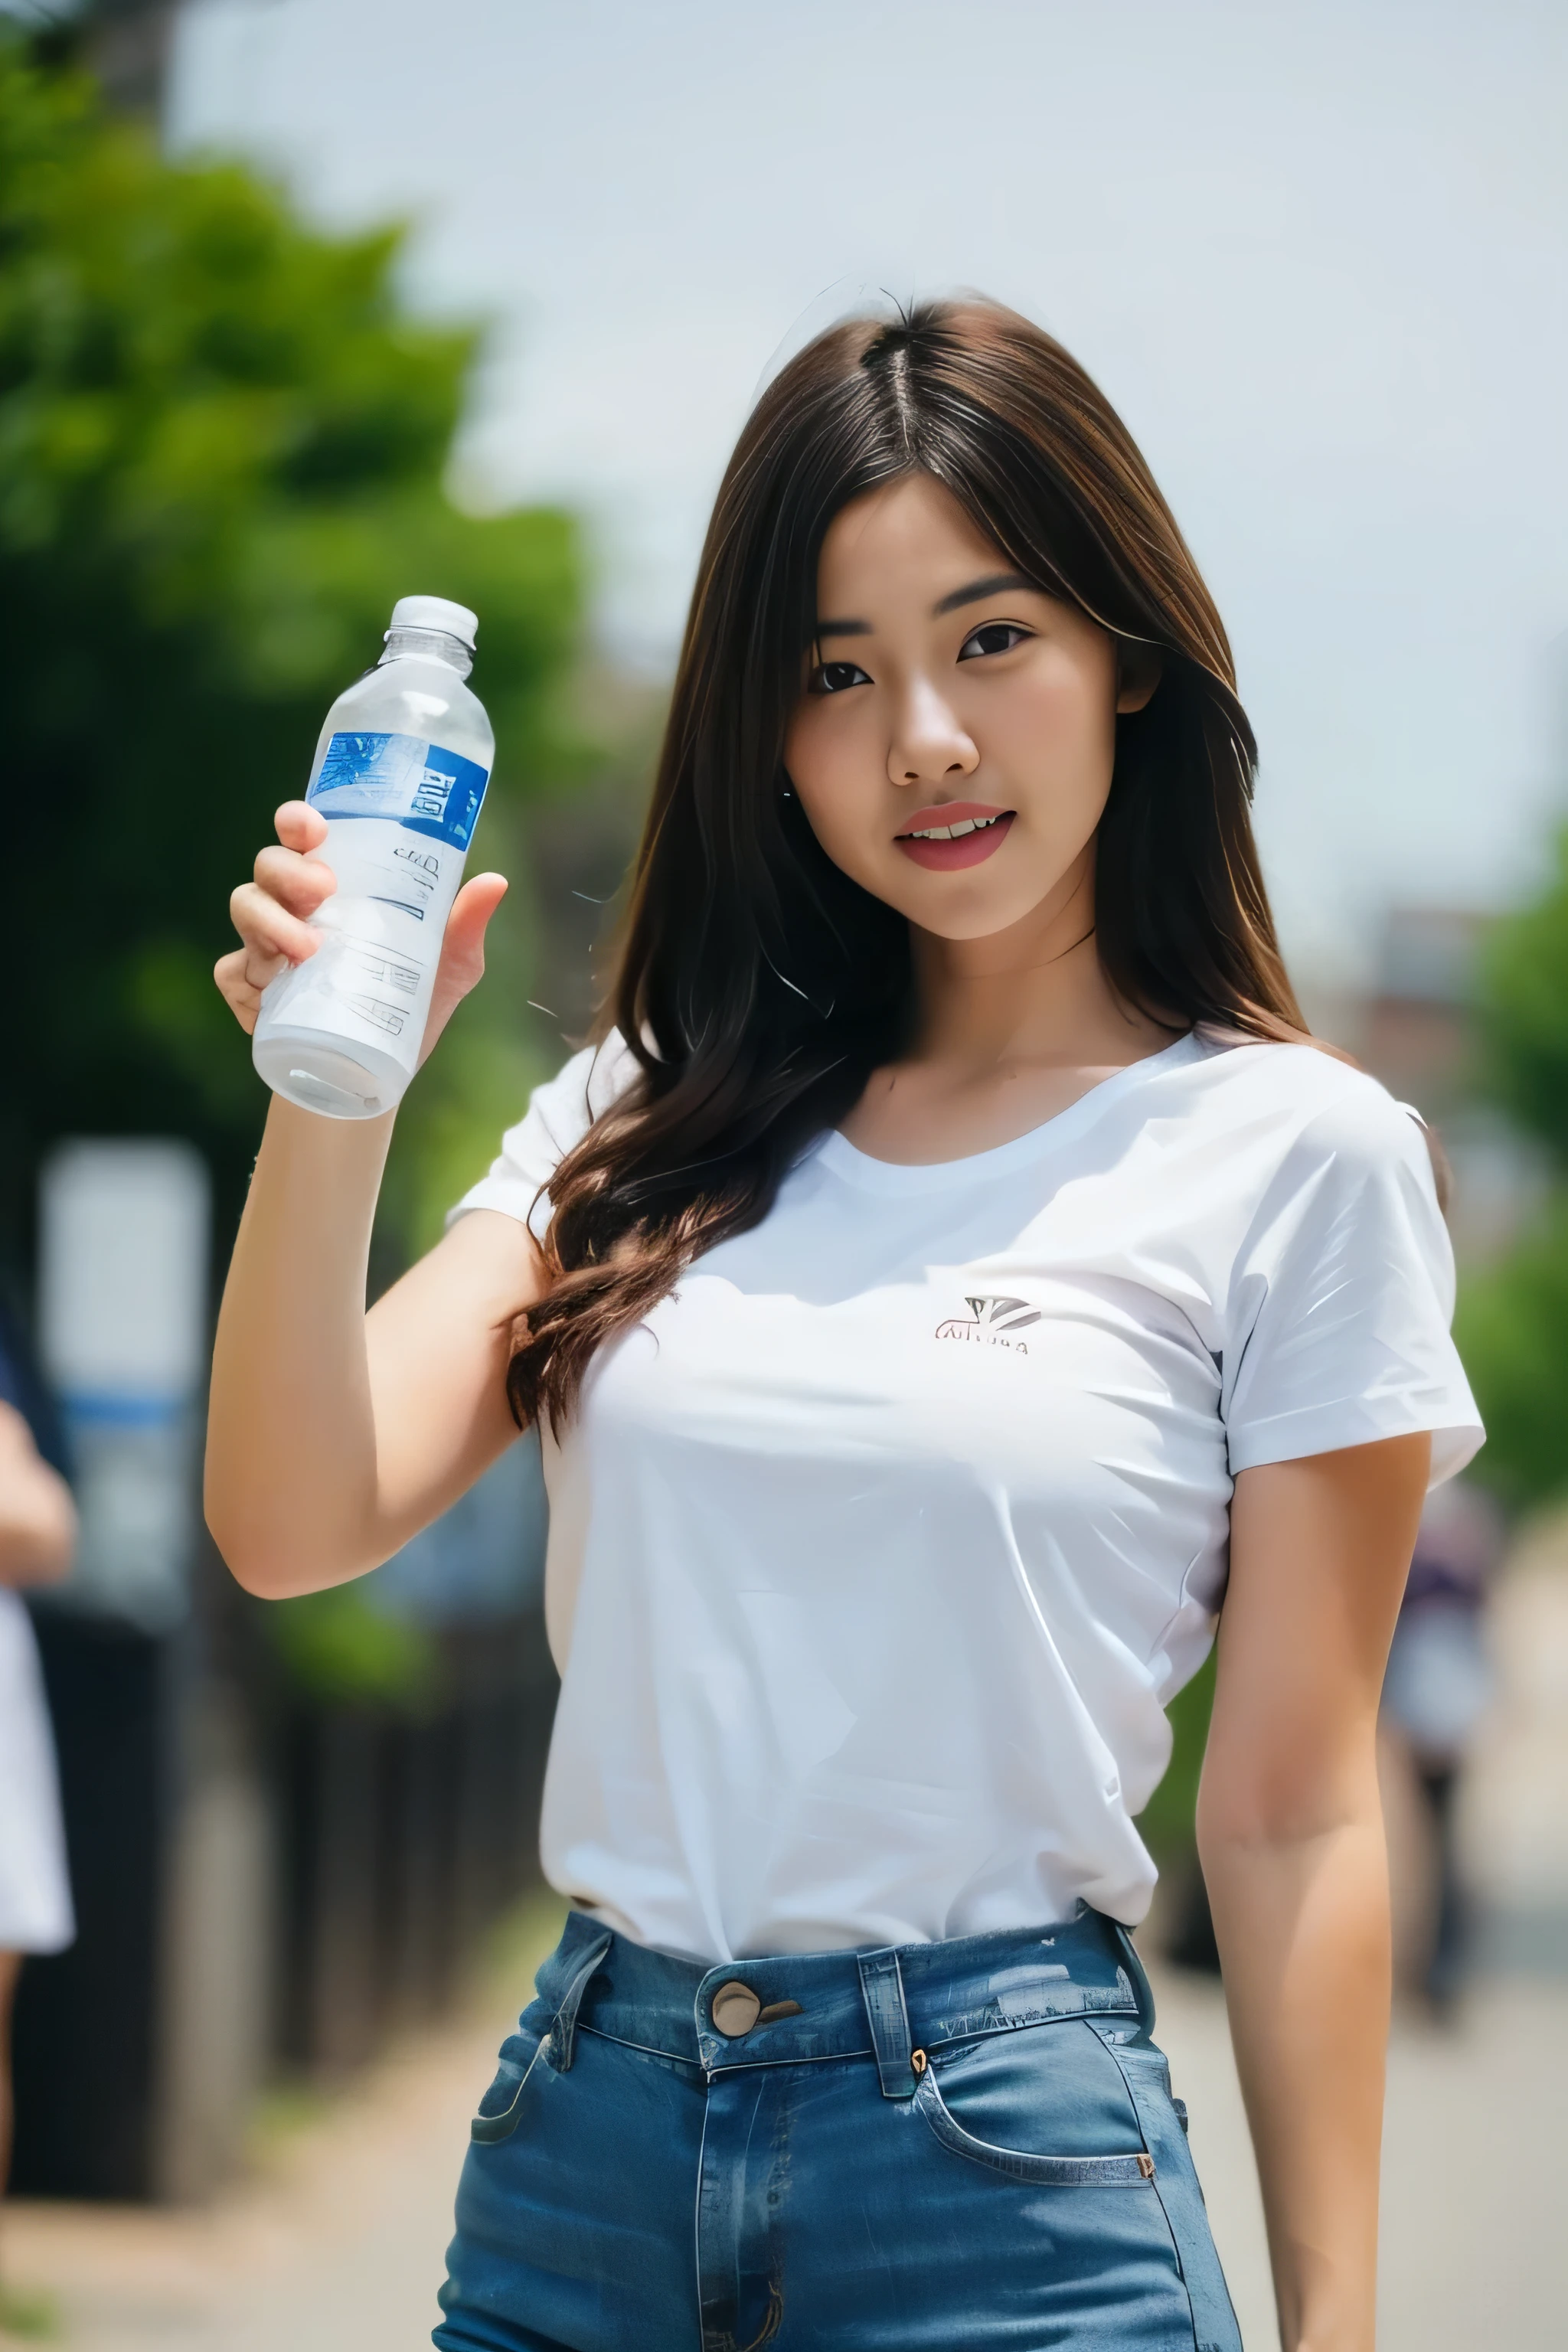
445, 871, 509, 965
421, 872, 509, 1064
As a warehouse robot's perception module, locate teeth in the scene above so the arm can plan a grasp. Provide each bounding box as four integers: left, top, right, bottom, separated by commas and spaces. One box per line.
906, 813, 1002, 841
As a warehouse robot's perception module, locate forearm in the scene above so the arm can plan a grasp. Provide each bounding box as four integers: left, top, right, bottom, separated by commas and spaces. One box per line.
205, 1094, 394, 1592
1201, 1785, 1390, 2352
0, 1456, 76, 1587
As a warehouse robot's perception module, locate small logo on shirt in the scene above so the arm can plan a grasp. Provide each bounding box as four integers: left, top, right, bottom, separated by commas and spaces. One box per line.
935, 1295, 1042, 1354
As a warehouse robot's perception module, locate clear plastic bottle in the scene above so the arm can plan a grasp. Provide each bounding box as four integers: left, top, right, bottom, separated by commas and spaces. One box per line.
251, 596, 495, 1119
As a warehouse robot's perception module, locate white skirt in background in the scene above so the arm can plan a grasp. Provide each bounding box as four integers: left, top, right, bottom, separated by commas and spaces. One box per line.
0, 1587, 74, 1952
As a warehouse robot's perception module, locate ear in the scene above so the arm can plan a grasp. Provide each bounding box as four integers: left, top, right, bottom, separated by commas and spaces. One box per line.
1115, 641, 1163, 714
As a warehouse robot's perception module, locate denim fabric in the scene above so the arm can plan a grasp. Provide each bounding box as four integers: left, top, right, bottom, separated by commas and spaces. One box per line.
436, 1908, 1242, 2351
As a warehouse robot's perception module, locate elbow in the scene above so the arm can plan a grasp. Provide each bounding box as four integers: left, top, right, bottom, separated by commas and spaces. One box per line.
207, 1514, 289, 1599
206, 1513, 324, 1601
1196, 1746, 1382, 1866
212, 1543, 337, 1602
0, 1478, 78, 1589
204, 1492, 378, 1602
204, 1435, 390, 1599
28, 1530, 75, 1587
216, 1544, 292, 1602
5, 1530, 74, 1590
204, 1483, 301, 1599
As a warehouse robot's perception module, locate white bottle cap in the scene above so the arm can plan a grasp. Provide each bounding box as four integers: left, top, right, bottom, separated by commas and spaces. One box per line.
387, 594, 479, 647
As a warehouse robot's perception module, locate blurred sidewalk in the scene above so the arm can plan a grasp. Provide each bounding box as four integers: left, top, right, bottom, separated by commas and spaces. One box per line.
1156, 1964, 1568, 2351
7, 1900, 1567, 2350
2, 1892, 570, 2352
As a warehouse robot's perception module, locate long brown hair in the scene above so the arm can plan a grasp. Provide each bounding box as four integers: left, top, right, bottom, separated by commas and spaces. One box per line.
508, 299, 1305, 1429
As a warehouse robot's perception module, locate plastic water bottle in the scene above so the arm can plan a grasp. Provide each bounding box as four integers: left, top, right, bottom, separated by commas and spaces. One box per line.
251, 596, 495, 1119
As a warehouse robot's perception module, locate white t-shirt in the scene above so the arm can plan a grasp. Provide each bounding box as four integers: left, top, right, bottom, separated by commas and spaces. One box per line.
456, 1027, 1481, 1962
0, 1589, 75, 1952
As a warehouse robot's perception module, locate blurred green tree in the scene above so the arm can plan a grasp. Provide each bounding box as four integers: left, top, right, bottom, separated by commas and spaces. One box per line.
1475, 825, 1568, 1161
1455, 825, 1568, 1508
1454, 1197, 1568, 1508
0, 38, 581, 1272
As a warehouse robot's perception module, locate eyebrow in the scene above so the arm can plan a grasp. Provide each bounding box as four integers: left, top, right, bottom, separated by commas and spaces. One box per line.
814, 570, 1033, 639
932, 570, 1032, 616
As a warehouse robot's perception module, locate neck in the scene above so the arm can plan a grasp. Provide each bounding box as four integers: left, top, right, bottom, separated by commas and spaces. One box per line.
910, 849, 1168, 1073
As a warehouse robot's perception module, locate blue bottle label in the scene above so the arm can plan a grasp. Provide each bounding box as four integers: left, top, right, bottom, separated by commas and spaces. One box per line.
308, 731, 489, 850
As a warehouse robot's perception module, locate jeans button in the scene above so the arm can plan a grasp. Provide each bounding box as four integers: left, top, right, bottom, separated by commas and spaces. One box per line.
710, 1981, 762, 2037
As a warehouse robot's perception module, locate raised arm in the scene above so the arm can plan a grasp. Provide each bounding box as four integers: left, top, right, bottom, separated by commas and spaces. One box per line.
204, 801, 543, 1597
1200, 1431, 1429, 2352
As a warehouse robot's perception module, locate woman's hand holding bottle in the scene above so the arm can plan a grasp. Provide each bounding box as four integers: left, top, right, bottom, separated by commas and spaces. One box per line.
215, 798, 508, 1080
206, 596, 535, 1599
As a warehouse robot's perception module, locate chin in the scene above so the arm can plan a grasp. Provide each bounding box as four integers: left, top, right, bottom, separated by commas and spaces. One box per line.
904, 877, 1056, 940
920, 910, 1031, 943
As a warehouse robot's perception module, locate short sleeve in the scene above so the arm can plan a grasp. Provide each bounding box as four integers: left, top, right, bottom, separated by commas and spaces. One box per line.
448, 1031, 640, 1243
1222, 1085, 1483, 1487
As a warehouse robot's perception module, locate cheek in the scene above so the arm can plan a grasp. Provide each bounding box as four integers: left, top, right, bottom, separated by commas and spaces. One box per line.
1001, 664, 1118, 823
784, 712, 878, 861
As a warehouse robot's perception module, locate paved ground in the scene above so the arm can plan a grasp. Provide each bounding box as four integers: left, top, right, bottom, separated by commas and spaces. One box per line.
1155, 1965, 1568, 2350
5, 1888, 1566, 2350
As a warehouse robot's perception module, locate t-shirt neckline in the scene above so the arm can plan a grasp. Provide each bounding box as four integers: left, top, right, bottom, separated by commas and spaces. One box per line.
815, 1031, 1207, 1193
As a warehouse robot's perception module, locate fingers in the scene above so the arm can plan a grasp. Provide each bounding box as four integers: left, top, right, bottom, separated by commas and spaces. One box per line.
216, 795, 508, 1063
215, 806, 333, 1040
253, 844, 335, 919
221, 808, 336, 995
274, 799, 328, 852
419, 873, 509, 1065
439, 872, 510, 994
445, 871, 510, 965
214, 943, 284, 1036
229, 878, 322, 969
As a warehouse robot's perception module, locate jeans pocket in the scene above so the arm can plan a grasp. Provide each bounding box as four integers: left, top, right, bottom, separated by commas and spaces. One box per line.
470, 2027, 547, 2145
914, 2020, 1158, 2187
1087, 2024, 1243, 2352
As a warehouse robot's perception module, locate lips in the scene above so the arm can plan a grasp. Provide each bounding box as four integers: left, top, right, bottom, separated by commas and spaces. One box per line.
894, 802, 1014, 872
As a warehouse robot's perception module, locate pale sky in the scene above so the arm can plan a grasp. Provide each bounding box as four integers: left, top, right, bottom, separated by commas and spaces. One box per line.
165, 0, 1568, 982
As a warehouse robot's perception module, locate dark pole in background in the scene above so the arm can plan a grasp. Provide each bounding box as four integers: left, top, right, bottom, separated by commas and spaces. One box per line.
81, 0, 182, 115
8, 1142, 270, 2202
15, 0, 184, 120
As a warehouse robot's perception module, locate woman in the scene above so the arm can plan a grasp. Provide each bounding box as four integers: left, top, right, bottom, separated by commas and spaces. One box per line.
208, 301, 1481, 2352
0, 1364, 77, 2331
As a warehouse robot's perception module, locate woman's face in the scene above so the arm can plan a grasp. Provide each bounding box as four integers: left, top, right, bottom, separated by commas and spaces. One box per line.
783, 474, 1157, 942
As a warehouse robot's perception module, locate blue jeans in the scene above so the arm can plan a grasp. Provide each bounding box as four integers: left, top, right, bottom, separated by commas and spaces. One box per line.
436, 1907, 1242, 2350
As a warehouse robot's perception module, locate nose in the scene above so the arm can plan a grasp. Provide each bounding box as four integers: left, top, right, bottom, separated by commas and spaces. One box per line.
887, 675, 978, 790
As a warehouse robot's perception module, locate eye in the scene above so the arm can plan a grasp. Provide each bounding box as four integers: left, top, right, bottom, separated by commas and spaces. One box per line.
958, 621, 1031, 662
808, 658, 873, 695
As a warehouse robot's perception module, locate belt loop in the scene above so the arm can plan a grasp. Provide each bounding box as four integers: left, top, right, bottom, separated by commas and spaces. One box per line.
1108, 1919, 1156, 2042
547, 1929, 612, 2072
857, 1946, 916, 2099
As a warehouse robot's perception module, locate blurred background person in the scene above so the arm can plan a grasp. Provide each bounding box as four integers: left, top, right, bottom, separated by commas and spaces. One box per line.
1383, 1479, 1504, 2016
0, 1308, 77, 2332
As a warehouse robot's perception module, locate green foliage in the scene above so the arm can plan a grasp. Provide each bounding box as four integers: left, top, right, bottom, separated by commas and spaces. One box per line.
1446, 820, 1568, 1509
1476, 825, 1568, 1168
1455, 1194, 1568, 1508
266, 1583, 443, 1716
0, 40, 582, 1263
1135, 1646, 1216, 1866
